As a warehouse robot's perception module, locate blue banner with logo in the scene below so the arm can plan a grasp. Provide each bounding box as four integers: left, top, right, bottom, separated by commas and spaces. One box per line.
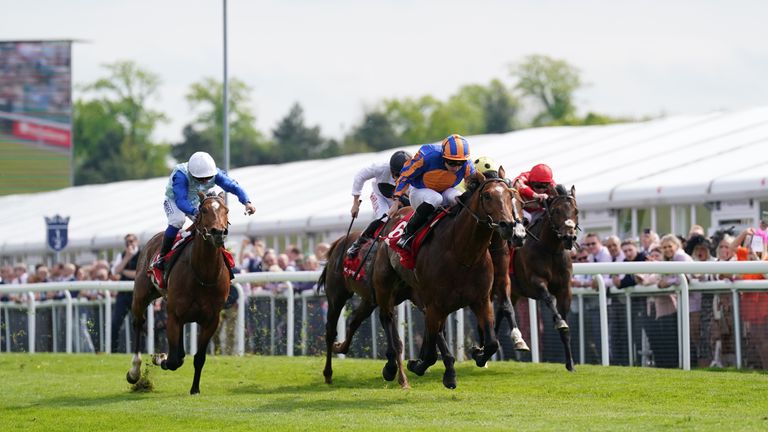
45, 214, 69, 252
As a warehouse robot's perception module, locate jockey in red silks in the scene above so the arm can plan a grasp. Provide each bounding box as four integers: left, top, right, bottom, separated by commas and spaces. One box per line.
154, 151, 256, 277
345, 150, 413, 258
513, 163, 557, 228
388, 134, 475, 251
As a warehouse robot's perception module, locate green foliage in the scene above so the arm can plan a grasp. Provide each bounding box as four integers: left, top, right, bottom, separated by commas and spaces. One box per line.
73, 60, 169, 185
511, 54, 582, 126
0, 354, 766, 431
172, 77, 275, 167
272, 103, 339, 162
345, 111, 406, 153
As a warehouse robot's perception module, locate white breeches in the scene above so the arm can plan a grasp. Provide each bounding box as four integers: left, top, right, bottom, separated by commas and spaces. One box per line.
409, 187, 462, 209
163, 199, 192, 229
370, 189, 394, 219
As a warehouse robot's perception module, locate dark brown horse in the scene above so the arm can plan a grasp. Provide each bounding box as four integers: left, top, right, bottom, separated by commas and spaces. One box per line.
509, 184, 579, 371
126, 192, 230, 394
373, 173, 522, 389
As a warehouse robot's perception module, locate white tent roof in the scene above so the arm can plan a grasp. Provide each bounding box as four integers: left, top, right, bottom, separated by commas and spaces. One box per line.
2, 106, 768, 255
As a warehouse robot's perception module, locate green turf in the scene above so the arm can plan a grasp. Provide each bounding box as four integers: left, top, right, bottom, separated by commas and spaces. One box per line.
0, 137, 71, 195
0, 354, 765, 431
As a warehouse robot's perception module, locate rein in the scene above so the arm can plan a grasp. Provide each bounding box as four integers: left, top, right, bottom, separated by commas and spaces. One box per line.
456, 178, 512, 230
189, 194, 229, 288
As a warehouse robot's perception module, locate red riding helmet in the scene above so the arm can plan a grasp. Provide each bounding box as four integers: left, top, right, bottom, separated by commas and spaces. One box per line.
529, 164, 553, 183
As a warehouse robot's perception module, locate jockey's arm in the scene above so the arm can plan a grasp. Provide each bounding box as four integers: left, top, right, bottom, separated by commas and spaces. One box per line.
171, 171, 198, 216
214, 171, 251, 206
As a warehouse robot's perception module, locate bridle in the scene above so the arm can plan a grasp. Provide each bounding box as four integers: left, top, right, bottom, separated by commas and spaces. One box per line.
542, 193, 580, 243
195, 195, 230, 244
456, 178, 524, 230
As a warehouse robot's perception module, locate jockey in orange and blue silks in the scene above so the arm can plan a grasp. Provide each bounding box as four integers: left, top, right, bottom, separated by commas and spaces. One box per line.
388, 134, 475, 250
154, 151, 256, 273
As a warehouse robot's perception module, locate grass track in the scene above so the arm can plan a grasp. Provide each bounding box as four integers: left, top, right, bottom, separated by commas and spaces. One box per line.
1, 354, 766, 431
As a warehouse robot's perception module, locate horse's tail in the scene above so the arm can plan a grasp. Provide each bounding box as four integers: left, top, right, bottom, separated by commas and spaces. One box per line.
317, 236, 344, 295
316, 265, 328, 295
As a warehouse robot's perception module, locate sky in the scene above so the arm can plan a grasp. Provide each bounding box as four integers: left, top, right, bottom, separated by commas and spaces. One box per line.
2, 0, 767, 143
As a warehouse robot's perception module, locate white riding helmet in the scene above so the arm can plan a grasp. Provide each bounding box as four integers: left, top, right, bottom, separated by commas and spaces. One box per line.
188, 152, 217, 178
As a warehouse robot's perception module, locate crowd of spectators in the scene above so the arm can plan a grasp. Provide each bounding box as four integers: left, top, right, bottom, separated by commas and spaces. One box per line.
568, 217, 768, 370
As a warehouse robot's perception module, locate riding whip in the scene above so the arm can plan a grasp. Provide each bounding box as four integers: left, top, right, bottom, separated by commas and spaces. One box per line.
353, 213, 390, 281
336, 199, 362, 272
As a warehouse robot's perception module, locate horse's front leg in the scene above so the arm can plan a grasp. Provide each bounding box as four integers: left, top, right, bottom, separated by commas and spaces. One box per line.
435, 327, 456, 389
157, 315, 185, 371
334, 299, 376, 355
126, 302, 145, 384
190, 314, 220, 395
498, 294, 530, 352
407, 309, 441, 376
532, 277, 569, 331
470, 300, 499, 367
555, 292, 575, 372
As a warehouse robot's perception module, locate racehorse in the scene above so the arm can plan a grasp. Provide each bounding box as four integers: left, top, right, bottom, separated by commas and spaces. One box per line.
317, 231, 385, 385
373, 172, 522, 389
126, 192, 230, 394
509, 184, 579, 371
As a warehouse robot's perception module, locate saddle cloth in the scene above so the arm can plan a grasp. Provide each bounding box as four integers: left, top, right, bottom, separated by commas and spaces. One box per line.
148, 232, 235, 290
342, 222, 389, 281
384, 209, 449, 270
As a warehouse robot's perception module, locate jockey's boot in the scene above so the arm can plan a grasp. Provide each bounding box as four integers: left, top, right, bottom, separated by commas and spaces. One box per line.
346, 218, 385, 258
155, 234, 175, 274
396, 203, 435, 251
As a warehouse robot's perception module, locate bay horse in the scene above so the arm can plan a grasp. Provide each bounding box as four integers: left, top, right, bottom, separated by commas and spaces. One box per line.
373, 172, 522, 389
509, 184, 579, 371
126, 191, 230, 394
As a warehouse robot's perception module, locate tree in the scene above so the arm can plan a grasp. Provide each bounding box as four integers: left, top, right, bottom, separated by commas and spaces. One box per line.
381, 96, 441, 145
344, 110, 406, 153
73, 60, 168, 184
272, 103, 336, 162
511, 55, 582, 126
172, 77, 274, 167
482, 79, 519, 133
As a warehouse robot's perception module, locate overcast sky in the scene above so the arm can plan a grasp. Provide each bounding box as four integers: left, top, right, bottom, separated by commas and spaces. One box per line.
2, 0, 767, 143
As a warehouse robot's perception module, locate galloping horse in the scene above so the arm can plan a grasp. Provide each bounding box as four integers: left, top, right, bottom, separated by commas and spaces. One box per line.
318, 231, 384, 385
510, 184, 579, 371
373, 172, 522, 389
126, 192, 230, 394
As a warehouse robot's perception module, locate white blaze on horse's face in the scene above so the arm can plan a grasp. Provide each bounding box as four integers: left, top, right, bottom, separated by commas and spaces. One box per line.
564, 219, 575, 229
211, 200, 220, 211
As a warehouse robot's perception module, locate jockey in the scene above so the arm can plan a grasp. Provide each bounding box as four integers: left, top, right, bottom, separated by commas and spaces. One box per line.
346, 150, 413, 258
388, 134, 475, 250
513, 163, 556, 227
154, 151, 256, 275
457, 155, 507, 192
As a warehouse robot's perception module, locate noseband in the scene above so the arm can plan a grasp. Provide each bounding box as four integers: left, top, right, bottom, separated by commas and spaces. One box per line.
195, 196, 230, 242
543, 194, 579, 241
457, 178, 523, 230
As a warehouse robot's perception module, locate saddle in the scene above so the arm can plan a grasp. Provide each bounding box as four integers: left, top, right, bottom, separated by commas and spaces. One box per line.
148, 231, 235, 291
384, 208, 449, 270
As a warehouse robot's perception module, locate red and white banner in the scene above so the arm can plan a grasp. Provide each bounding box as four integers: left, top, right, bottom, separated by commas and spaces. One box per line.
12, 120, 71, 148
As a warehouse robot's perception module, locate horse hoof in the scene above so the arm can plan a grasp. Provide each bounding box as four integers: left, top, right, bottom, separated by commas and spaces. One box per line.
126, 371, 139, 384
382, 363, 397, 382
443, 372, 457, 389
332, 341, 347, 354
566, 363, 575, 372
152, 353, 167, 366
555, 320, 569, 330
407, 359, 426, 376
514, 341, 531, 352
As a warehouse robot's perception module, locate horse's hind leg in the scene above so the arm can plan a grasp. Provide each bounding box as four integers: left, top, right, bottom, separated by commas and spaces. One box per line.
323, 287, 353, 384
126, 286, 157, 384
190, 316, 220, 395
379, 306, 409, 389
334, 299, 376, 355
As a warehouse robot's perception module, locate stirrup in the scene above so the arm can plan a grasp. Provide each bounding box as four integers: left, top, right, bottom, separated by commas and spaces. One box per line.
346, 241, 361, 258
396, 235, 413, 250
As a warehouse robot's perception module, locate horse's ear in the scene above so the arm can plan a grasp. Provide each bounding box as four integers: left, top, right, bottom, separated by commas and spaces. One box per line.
498, 165, 506, 180
570, 185, 576, 198
218, 191, 225, 200
198, 191, 205, 200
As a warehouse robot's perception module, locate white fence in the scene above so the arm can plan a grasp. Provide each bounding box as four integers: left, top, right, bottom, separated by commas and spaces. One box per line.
2, 261, 768, 371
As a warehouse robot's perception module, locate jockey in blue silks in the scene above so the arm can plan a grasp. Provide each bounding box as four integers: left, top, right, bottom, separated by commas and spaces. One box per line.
154, 151, 256, 274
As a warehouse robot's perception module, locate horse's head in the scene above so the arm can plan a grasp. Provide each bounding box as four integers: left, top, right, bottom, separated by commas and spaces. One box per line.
543, 185, 579, 250
466, 171, 521, 241
195, 191, 229, 247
